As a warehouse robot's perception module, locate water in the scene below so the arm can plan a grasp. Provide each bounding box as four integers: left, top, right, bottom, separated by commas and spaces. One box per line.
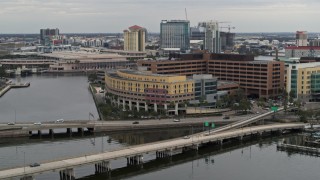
0, 74, 99, 122
0, 75, 320, 180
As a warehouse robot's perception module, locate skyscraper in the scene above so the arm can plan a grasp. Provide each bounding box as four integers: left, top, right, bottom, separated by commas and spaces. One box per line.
296, 31, 308, 46
40, 28, 60, 45
123, 25, 146, 52
199, 21, 221, 53
160, 20, 190, 51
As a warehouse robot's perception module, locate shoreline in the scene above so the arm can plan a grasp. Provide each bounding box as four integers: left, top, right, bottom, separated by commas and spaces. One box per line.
0, 82, 30, 98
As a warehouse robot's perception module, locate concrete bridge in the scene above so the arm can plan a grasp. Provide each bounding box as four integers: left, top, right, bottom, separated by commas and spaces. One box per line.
0, 123, 304, 180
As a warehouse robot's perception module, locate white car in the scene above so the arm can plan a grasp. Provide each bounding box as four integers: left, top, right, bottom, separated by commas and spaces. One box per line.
7, 122, 15, 125
34, 122, 42, 125
55, 119, 64, 123
183, 136, 190, 139
173, 119, 180, 122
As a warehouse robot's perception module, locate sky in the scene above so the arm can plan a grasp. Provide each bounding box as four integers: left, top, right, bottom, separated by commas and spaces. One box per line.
1, 0, 320, 33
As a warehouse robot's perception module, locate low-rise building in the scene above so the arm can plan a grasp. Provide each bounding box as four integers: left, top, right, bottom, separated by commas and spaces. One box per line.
105, 69, 195, 115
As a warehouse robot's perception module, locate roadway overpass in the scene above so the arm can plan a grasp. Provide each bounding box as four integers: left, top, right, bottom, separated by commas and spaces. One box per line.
0, 123, 304, 180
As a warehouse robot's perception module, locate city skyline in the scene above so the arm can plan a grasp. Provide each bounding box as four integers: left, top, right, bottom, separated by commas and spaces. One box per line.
1, 0, 320, 34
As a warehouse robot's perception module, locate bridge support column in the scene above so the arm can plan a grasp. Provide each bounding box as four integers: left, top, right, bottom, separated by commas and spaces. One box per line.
193, 144, 199, 151
156, 150, 171, 159
20, 175, 34, 180
59, 168, 75, 180
122, 100, 125, 110
127, 155, 143, 166
117, 98, 120, 107
67, 128, 72, 136
95, 160, 111, 174
37, 130, 42, 137
49, 129, 54, 136
78, 128, 84, 136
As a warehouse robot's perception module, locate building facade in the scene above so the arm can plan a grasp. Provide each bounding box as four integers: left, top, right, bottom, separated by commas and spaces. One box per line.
123, 25, 146, 52
160, 20, 190, 51
138, 53, 285, 98
286, 62, 320, 102
105, 69, 195, 115
296, 31, 308, 46
192, 74, 217, 107
199, 21, 221, 53
285, 46, 320, 58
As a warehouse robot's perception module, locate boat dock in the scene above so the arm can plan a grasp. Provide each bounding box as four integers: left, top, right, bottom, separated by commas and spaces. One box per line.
0, 82, 30, 97
277, 143, 320, 156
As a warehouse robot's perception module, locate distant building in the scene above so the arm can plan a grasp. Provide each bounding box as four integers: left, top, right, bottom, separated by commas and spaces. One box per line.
160, 20, 190, 52
220, 32, 235, 51
40, 28, 60, 46
123, 25, 146, 52
199, 21, 221, 53
285, 46, 320, 58
309, 38, 320, 47
296, 31, 308, 46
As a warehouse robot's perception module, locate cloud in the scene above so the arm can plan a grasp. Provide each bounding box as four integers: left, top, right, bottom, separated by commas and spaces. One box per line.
0, 0, 320, 33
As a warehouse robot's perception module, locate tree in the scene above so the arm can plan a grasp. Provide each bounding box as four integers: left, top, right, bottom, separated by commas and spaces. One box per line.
289, 90, 295, 103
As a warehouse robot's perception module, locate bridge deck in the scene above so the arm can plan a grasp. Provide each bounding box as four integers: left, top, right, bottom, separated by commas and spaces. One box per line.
0, 123, 304, 179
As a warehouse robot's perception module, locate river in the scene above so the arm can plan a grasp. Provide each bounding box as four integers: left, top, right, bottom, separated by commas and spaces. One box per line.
0, 74, 319, 180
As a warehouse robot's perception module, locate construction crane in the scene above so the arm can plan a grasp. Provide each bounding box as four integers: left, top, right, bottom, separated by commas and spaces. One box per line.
185, 8, 188, 20
220, 25, 235, 33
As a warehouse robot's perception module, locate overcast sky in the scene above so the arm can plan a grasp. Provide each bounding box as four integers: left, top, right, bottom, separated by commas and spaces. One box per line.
1, 0, 319, 33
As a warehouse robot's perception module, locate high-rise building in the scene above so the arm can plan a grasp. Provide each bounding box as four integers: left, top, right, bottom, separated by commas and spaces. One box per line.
296, 31, 308, 46
160, 20, 190, 51
123, 25, 146, 52
199, 21, 221, 53
40, 28, 60, 46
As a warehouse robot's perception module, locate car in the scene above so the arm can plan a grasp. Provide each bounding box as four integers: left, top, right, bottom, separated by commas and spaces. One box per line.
99, 89, 104, 93
183, 136, 191, 139
223, 116, 230, 119
55, 119, 64, 123
204, 132, 210, 136
7, 122, 15, 125
132, 121, 139, 124
29, 163, 40, 167
34, 122, 42, 125
256, 112, 260, 114
173, 119, 180, 122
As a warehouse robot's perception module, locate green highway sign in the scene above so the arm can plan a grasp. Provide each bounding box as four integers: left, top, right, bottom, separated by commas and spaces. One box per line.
211, 123, 215, 128
271, 106, 278, 112
204, 122, 209, 127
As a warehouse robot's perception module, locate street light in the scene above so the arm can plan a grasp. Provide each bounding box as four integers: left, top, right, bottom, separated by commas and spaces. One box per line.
23, 151, 25, 173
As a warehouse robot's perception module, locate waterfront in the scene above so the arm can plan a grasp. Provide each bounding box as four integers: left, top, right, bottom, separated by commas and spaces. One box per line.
0, 74, 99, 123
0, 75, 319, 180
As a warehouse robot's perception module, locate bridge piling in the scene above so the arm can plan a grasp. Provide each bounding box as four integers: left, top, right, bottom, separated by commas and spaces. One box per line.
59, 168, 75, 180
77, 128, 84, 136
127, 155, 143, 166
95, 160, 111, 174
37, 130, 42, 137
20, 175, 34, 180
49, 129, 54, 137
66, 128, 72, 136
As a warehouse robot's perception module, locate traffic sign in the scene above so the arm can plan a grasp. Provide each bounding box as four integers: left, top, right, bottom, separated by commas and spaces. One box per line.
211, 123, 215, 128
271, 106, 278, 112
204, 122, 209, 127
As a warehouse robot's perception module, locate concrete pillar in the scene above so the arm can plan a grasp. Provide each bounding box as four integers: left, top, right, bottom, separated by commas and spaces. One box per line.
136, 102, 140, 112
37, 130, 42, 136
67, 128, 72, 136
164, 104, 168, 110
129, 100, 132, 111
175, 103, 179, 115
78, 128, 84, 136
59, 168, 75, 180
154, 103, 158, 112
95, 161, 111, 174
122, 99, 126, 110
145, 103, 148, 112
49, 129, 54, 136
117, 98, 120, 107
20, 176, 34, 180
